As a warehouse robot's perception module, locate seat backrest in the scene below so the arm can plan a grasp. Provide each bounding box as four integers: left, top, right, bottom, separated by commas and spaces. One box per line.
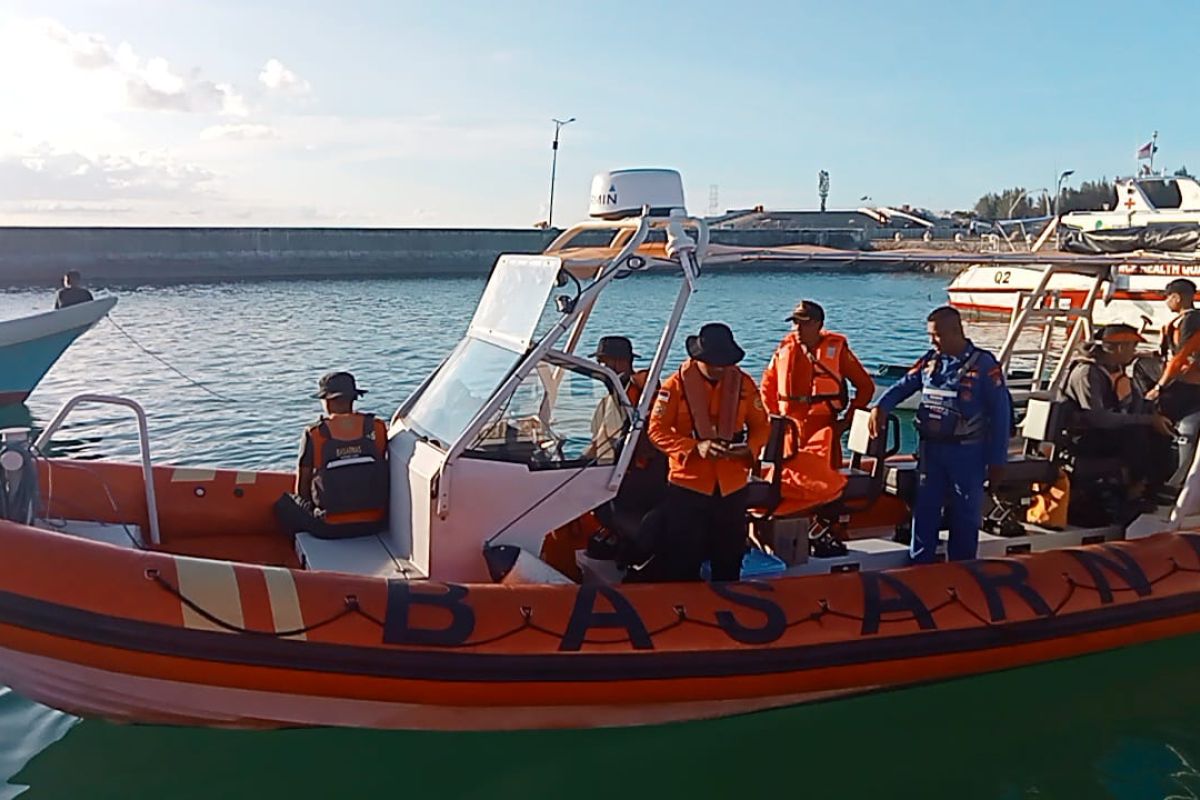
1022, 397, 1064, 443
846, 408, 891, 477
749, 415, 796, 516
762, 415, 793, 467
846, 408, 873, 457
1020, 396, 1071, 459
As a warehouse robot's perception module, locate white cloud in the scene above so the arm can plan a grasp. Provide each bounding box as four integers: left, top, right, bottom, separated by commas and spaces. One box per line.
0, 18, 251, 117
201, 124, 279, 141
258, 58, 310, 94
0, 145, 215, 202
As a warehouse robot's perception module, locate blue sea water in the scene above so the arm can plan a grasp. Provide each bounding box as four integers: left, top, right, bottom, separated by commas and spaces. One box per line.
0, 269, 1191, 799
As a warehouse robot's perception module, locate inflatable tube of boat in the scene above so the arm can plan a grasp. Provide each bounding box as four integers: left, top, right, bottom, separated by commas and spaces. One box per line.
0, 510, 1199, 731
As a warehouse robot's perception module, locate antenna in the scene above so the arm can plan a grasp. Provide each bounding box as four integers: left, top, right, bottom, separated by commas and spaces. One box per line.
707, 184, 719, 217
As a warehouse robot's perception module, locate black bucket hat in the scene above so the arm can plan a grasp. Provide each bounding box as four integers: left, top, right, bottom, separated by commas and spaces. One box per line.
314, 371, 367, 399
591, 336, 640, 361
685, 323, 745, 367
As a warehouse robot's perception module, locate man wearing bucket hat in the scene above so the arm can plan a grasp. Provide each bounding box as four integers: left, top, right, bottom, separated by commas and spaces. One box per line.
1063, 324, 1175, 517
636, 323, 770, 582
588, 335, 667, 527
761, 299, 875, 467
274, 371, 390, 540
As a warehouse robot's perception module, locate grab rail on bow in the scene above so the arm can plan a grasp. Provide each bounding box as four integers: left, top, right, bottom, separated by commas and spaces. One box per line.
35, 394, 161, 546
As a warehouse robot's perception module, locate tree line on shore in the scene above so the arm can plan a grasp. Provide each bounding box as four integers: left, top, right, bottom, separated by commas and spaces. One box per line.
971, 167, 1194, 221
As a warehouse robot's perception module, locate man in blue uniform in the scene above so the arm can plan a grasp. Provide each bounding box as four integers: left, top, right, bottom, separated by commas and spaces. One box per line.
868, 306, 1012, 563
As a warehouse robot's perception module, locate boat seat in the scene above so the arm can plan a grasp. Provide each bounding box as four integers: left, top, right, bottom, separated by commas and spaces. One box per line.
884, 461, 918, 503
745, 415, 795, 515
295, 532, 426, 579
994, 456, 1058, 487
813, 409, 900, 520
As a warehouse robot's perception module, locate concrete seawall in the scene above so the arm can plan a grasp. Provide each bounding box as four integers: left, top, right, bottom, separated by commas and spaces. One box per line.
0, 226, 879, 285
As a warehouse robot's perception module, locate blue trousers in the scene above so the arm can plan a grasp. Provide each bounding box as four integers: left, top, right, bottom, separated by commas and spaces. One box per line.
911, 441, 986, 564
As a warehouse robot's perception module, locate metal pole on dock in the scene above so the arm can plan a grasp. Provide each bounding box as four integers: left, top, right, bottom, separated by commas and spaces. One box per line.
547, 117, 575, 229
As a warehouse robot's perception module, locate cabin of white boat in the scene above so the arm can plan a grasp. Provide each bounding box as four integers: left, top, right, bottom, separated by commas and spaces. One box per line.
1062, 175, 1200, 231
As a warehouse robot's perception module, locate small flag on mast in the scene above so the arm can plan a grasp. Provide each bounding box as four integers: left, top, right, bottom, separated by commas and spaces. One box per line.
1137, 140, 1157, 160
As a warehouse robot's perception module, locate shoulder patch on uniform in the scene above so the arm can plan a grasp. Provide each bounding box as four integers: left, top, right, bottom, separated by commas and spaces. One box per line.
656, 388, 670, 403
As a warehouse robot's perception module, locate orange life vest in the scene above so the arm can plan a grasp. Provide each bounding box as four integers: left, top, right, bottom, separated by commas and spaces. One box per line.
680, 359, 741, 441
308, 413, 389, 526
774, 331, 849, 418
627, 370, 650, 406
1161, 311, 1200, 386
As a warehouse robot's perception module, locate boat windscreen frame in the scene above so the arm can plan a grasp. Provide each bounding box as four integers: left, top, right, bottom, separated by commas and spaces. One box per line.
421, 211, 706, 511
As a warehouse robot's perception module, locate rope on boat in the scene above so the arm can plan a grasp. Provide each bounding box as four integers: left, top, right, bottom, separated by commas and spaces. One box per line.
142, 556, 1200, 648
146, 569, 375, 637
105, 314, 235, 403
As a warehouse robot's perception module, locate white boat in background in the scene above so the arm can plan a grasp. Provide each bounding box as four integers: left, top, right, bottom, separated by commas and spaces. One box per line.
0, 297, 116, 405
947, 260, 1200, 331
1062, 175, 1200, 232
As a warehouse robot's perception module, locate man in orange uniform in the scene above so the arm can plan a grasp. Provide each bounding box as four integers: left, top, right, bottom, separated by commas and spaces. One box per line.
761, 300, 875, 466
275, 371, 390, 540
639, 323, 770, 582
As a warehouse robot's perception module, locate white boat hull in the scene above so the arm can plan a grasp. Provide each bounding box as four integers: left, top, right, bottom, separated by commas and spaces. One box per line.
946, 262, 1200, 330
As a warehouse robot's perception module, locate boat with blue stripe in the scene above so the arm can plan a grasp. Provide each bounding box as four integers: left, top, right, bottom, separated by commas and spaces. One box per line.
0, 297, 116, 405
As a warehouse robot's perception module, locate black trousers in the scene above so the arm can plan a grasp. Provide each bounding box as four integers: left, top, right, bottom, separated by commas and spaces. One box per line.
273, 493, 386, 540
630, 484, 748, 583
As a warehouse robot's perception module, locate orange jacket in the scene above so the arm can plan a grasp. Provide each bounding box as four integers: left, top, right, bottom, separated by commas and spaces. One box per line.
627, 369, 650, 406
761, 330, 876, 421
649, 360, 770, 496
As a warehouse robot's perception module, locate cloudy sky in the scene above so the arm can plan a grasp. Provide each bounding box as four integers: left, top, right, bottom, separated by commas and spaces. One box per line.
1, 0, 1198, 227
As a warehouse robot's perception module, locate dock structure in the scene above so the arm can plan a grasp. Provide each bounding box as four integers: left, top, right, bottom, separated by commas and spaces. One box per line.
0, 225, 896, 285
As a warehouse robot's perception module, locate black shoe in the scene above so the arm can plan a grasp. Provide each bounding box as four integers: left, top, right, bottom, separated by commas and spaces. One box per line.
810, 530, 848, 558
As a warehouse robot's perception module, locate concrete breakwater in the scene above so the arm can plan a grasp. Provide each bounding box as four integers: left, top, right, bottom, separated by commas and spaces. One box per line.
0, 225, 885, 285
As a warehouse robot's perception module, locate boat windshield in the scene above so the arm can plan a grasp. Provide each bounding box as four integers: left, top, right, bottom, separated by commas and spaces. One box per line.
404, 337, 522, 447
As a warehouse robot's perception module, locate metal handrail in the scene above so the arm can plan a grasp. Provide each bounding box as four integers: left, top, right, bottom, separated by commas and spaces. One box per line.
35, 394, 161, 546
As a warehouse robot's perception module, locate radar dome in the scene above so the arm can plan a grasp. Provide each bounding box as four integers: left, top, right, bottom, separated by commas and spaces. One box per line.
588, 169, 686, 220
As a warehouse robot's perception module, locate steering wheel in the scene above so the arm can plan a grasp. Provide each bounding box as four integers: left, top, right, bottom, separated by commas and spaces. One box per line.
513, 415, 566, 465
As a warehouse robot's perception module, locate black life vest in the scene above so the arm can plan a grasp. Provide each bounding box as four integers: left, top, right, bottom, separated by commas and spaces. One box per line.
309, 413, 389, 524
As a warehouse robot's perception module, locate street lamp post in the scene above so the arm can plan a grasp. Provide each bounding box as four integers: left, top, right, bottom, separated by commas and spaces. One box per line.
547, 117, 575, 229
1007, 187, 1047, 219
1055, 169, 1075, 217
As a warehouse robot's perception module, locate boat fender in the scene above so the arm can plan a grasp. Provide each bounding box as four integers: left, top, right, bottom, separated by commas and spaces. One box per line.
0, 427, 37, 526
483, 544, 575, 585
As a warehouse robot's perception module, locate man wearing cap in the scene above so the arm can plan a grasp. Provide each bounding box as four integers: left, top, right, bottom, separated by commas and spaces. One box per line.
638, 323, 770, 582
1148, 278, 1200, 421
869, 306, 1011, 564
274, 371, 390, 540
761, 300, 876, 466
1063, 324, 1175, 513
